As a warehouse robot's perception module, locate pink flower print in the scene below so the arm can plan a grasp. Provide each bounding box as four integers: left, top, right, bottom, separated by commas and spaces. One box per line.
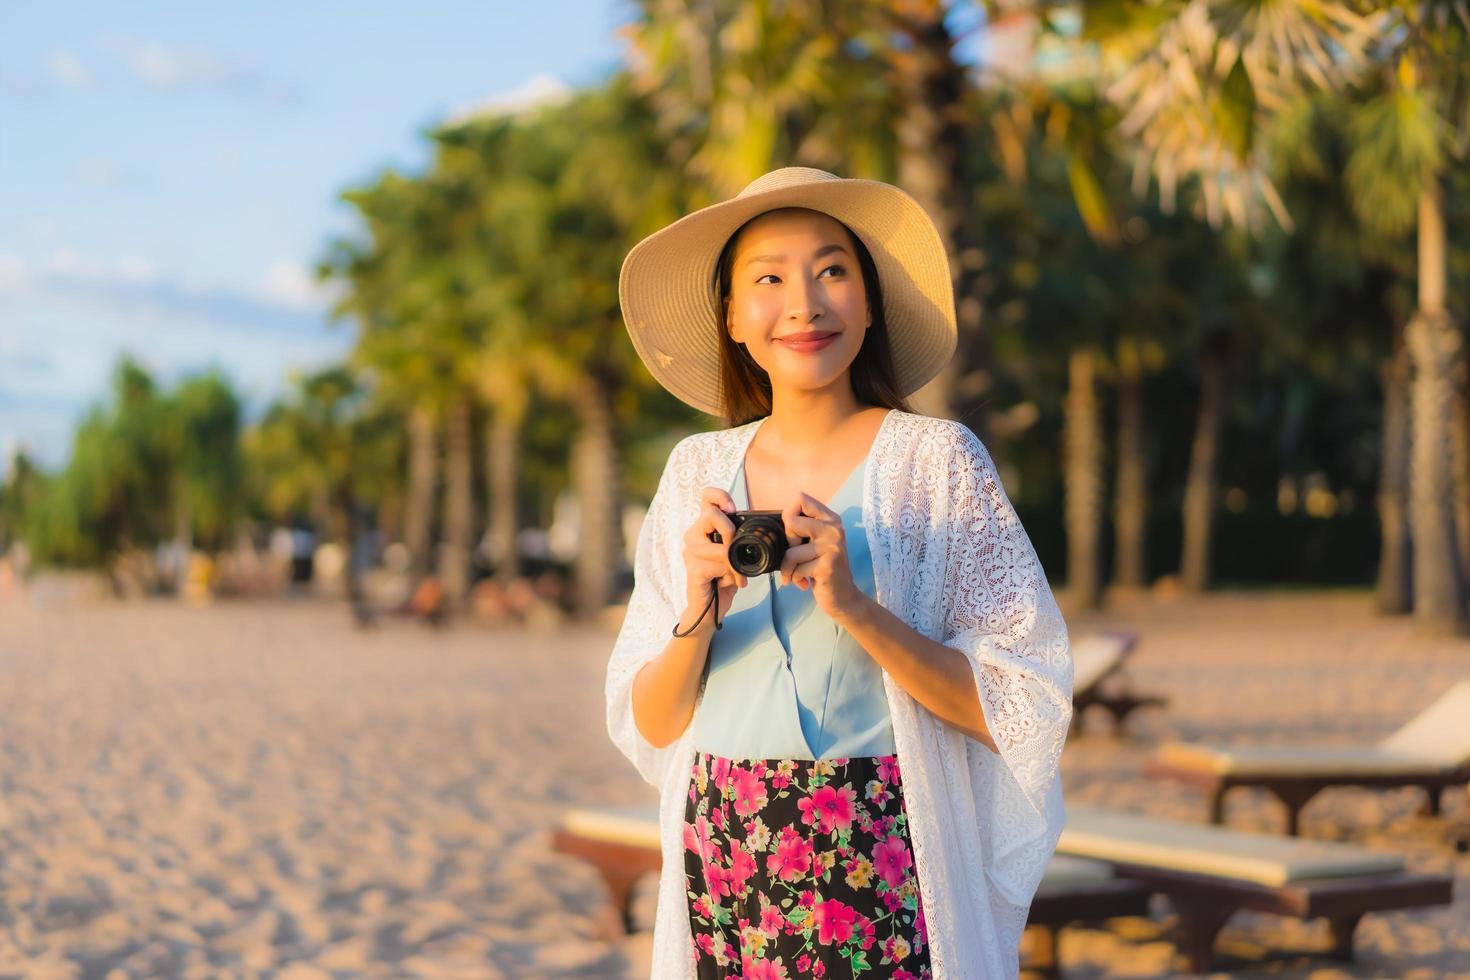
695, 933, 716, 955
732, 767, 768, 816
741, 957, 789, 980
689, 814, 715, 860
915, 901, 929, 948
877, 755, 900, 785
703, 856, 730, 899
797, 785, 858, 834
759, 901, 784, 937
872, 835, 913, 890
796, 954, 811, 972
798, 888, 816, 908
710, 803, 726, 832
765, 831, 814, 882
712, 755, 732, 792
881, 889, 903, 912
727, 844, 757, 896
823, 785, 858, 832
857, 915, 876, 950
813, 898, 858, 945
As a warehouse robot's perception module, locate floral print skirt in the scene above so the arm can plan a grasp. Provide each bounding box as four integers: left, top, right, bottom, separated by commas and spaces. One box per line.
683, 751, 932, 979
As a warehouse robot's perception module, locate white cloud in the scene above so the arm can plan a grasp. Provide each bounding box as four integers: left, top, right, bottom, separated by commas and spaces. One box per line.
47, 49, 93, 88
443, 73, 573, 126
103, 36, 233, 90
261, 259, 340, 311
99, 35, 295, 103
0, 248, 324, 334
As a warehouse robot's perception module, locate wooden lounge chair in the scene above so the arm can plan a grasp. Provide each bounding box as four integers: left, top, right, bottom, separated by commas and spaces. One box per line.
1069, 631, 1166, 734
1058, 805, 1454, 972
551, 805, 662, 935
1147, 679, 1470, 835
550, 805, 1152, 972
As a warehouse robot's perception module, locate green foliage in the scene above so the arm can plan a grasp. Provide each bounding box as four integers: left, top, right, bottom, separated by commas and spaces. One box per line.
245, 367, 403, 537
16, 358, 248, 567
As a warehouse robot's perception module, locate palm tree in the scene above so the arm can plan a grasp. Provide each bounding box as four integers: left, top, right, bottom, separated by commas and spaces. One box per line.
325, 168, 485, 607
165, 372, 244, 590
248, 367, 403, 599
1082, 0, 1381, 595
1342, 2, 1470, 632
434, 78, 692, 617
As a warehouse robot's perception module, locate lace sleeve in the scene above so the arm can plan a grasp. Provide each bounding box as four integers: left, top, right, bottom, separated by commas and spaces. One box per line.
939, 422, 1073, 907
605, 439, 688, 788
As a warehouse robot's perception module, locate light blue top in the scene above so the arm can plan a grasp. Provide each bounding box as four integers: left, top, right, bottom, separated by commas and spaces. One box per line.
689, 455, 895, 760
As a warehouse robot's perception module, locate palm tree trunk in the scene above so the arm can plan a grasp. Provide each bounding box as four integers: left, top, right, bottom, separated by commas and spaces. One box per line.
438, 392, 474, 608
1376, 335, 1413, 614
1112, 346, 1148, 589
1452, 363, 1470, 587
486, 403, 523, 584
405, 405, 437, 578
1065, 348, 1104, 608
570, 379, 624, 620
1407, 178, 1465, 633
890, 4, 970, 422
1181, 345, 1226, 592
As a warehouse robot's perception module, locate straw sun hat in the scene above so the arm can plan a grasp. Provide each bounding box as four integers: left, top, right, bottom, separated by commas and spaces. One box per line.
618, 167, 957, 418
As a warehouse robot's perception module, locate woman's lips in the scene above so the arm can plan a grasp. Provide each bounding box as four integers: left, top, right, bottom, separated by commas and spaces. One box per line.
779, 332, 838, 353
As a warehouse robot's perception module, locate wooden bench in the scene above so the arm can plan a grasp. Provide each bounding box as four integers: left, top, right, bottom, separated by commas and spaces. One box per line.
1058, 806, 1455, 971
1070, 632, 1167, 735
1148, 680, 1470, 835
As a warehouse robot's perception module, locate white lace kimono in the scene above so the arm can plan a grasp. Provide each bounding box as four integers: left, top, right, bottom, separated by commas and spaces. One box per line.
605, 408, 1073, 979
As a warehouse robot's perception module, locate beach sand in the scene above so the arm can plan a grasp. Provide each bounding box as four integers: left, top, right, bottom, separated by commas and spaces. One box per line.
0, 589, 1465, 977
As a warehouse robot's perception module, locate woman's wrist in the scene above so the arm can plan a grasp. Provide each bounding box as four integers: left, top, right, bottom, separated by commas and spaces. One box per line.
677, 598, 718, 636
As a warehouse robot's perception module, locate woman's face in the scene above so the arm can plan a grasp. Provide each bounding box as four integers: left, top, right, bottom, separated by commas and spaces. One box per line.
725, 208, 871, 395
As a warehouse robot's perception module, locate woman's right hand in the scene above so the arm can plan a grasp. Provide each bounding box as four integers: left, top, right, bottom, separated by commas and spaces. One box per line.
680, 487, 749, 629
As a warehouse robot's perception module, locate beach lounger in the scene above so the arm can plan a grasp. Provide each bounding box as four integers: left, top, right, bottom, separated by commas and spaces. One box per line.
1058, 806, 1454, 971
1069, 631, 1166, 734
550, 805, 1153, 970
551, 805, 663, 934
1148, 679, 1470, 835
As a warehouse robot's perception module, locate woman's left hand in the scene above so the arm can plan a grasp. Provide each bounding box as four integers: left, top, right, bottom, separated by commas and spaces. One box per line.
778, 492, 869, 624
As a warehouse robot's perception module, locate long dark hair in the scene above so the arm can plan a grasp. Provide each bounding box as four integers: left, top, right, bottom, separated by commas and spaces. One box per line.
712, 207, 915, 427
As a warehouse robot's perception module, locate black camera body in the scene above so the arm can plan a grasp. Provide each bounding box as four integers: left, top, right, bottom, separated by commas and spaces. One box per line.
709, 510, 810, 577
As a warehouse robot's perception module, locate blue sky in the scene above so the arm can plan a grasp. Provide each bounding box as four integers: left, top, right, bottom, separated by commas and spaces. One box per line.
0, 2, 629, 473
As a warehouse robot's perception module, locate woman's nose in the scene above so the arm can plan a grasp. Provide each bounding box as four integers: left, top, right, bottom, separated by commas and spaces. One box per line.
785, 278, 824, 321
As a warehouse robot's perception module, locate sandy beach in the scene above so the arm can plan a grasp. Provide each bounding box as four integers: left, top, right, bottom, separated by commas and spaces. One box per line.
0, 589, 1466, 978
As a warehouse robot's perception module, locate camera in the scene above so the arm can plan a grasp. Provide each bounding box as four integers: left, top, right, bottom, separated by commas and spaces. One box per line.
709, 510, 810, 577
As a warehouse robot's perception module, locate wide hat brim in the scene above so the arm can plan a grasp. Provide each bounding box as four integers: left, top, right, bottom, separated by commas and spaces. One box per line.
618, 167, 958, 418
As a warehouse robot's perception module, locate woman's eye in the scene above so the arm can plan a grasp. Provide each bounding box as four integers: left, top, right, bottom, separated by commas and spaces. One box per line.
756, 274, 780, 284
818, 264, 846, 278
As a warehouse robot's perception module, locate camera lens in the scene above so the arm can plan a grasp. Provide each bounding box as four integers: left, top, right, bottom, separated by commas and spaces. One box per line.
729, 516, 786, 575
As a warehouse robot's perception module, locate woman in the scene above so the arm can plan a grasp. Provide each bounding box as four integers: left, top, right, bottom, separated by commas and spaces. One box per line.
607, 167, 1073, 979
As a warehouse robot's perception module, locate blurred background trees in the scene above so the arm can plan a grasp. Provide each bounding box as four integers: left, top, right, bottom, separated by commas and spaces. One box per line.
5, 1, 1469, 630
